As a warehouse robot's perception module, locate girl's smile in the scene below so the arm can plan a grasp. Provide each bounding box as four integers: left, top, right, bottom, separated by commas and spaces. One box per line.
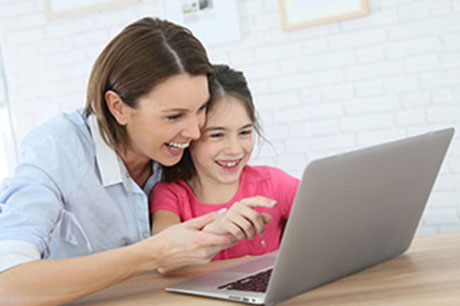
189, 95, 254, 188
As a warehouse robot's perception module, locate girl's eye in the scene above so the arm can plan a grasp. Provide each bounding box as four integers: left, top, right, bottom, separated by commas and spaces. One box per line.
240, 129, 252, 136
167, 113, 183, 120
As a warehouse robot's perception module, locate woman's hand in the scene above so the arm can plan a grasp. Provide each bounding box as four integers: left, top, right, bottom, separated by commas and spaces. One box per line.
148, 212, 236, 273
203, 196, 277, 240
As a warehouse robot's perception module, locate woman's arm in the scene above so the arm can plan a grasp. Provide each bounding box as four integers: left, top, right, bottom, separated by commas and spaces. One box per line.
0, 213, 231, 306
0, 243, 145, 306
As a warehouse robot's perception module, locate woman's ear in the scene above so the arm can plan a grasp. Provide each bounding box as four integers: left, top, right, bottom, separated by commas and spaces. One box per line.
105, 90, 129, 125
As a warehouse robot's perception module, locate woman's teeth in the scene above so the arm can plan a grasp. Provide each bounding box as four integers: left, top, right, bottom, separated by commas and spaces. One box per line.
166, 142, 190, 151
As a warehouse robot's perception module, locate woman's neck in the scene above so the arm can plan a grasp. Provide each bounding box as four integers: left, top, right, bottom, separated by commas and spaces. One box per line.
117, 148, 152, 188
188, 175, 240, 205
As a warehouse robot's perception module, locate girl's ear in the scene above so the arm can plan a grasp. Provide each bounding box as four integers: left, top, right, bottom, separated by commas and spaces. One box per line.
105, 90, 129, 125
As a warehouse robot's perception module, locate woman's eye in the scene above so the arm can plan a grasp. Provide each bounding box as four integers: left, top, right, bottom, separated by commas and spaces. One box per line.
210, 133, 224, 138
167, 114, 182, 120
240, 130, 252, 136
198, 102, 208, 112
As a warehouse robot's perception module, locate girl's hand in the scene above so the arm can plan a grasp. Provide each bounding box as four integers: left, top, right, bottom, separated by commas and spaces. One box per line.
152, 212, 236, 273
203, 196, 277, 240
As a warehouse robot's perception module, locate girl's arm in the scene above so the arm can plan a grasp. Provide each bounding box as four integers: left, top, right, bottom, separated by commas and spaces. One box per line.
152, 196, 276, 249
203, 196, 276, 240
152, 210, 181, 234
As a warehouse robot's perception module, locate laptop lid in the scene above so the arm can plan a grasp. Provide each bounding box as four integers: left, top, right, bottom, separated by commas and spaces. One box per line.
265, 127, 454, 305
167, 128, 454, 305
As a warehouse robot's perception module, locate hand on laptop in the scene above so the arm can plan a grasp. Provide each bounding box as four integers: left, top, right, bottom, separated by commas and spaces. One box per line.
150, 212, 236, 274
203, 196, 276, 240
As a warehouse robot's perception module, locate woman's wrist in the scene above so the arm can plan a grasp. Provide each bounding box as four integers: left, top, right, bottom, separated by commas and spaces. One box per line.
122, 239, 163, 275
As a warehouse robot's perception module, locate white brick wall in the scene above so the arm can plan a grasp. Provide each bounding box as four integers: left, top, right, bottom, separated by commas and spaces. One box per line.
0, 0, 459, 235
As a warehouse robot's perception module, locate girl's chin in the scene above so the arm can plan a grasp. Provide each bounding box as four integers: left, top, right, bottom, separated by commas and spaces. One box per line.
216, 168, 243, 183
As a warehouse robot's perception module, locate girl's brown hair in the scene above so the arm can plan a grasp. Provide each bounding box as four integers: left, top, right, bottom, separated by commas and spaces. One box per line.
161, 64, 264, 183
84, 17, 213, 151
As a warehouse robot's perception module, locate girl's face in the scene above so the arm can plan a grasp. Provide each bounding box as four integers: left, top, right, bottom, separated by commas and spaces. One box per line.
190, 95, 254, 186
121, 73, 210, 167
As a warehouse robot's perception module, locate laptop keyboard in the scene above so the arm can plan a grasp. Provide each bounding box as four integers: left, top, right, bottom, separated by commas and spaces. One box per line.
217, 268, 273, 292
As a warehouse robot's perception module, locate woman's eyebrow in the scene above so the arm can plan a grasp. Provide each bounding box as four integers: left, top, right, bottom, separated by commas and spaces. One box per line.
162, 108, 188, 113
203, 126, 226, 132
162, 99, 209, 113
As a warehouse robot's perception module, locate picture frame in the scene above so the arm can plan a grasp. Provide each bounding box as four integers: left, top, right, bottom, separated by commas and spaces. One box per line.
45, 0, 138, 19
162, 0, 241, 46
278, 0, 370, 31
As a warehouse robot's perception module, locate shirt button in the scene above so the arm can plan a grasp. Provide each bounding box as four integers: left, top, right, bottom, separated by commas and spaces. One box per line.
143, 231, 150, 238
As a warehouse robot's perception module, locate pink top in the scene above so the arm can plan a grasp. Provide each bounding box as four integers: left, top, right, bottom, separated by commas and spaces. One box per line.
149, 165, 300, 261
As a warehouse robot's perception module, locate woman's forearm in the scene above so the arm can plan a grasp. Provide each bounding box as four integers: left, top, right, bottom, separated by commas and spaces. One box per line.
0, 213, 232, 305
0, 242, 152, 306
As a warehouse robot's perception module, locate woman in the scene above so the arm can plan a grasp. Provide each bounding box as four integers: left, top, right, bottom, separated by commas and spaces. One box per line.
0, 18, 269, 305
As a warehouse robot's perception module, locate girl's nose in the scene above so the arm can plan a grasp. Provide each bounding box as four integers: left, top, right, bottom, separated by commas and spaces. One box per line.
226, 137, 242, 155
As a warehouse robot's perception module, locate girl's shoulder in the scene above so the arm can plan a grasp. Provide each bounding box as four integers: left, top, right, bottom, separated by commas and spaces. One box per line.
153, 179, 189, 194
243, 165, 296, 181
152, 179, 197, 202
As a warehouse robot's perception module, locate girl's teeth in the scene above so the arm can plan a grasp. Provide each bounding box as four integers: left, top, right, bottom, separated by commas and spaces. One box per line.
219, 161, 238, 167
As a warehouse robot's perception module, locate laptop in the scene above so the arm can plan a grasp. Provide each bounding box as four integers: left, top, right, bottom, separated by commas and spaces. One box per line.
166, 128, 455, 305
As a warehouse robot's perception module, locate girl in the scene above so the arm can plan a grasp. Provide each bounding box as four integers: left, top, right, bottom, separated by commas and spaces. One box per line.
150, 64, 300, 260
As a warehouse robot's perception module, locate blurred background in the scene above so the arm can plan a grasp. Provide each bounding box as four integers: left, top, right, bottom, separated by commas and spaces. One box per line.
0, 0, 459, 235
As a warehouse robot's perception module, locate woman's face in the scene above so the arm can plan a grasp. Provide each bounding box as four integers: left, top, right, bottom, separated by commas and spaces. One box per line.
122, 73, 210, 166
190, 96, 254, 186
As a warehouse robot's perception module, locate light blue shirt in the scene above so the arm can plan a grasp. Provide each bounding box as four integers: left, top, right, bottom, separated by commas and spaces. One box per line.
0, 109, 161, 270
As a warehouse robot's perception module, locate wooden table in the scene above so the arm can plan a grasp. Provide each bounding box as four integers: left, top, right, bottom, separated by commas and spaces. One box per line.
71, 231, 460, 305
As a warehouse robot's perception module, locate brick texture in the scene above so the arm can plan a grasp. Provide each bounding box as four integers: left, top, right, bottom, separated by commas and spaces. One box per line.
0, 0, 459, 235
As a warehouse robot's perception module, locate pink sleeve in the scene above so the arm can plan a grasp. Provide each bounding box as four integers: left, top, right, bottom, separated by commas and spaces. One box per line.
149, 182, 181, 216
271, 168, 300, 218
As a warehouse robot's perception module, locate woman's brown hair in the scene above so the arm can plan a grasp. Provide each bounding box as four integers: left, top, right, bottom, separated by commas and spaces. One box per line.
161, 64, 264, 183
84, 17, 213, 151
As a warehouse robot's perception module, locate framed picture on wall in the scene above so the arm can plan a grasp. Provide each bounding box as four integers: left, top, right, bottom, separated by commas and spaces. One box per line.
45, 0, 138, 19
278, 0, 370, 30
162, 0, 241, 46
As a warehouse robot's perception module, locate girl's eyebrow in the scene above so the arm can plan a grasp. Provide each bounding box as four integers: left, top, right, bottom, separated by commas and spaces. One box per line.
204, 123, 253, 132
239, 123, 253, 130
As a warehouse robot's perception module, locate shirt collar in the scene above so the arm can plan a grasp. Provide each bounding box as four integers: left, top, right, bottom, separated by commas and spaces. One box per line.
88, 114, 125, 188
87, 114, 162, 193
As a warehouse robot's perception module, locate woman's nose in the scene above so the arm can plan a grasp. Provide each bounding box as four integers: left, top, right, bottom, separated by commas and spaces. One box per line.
183, 116, 201, 140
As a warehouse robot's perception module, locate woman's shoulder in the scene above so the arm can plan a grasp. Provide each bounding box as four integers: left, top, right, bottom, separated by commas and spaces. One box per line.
18, 109, 94, 171
21, 109, 91, 150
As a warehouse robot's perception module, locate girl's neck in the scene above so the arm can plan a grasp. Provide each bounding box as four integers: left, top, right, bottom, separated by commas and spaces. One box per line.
187, 175, 241, 204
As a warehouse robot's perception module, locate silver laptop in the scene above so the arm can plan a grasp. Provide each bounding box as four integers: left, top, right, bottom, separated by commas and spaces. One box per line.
166, 128, 455, 306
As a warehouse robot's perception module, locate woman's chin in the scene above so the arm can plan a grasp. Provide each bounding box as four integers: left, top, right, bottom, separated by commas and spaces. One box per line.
156, 152, 184, 167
